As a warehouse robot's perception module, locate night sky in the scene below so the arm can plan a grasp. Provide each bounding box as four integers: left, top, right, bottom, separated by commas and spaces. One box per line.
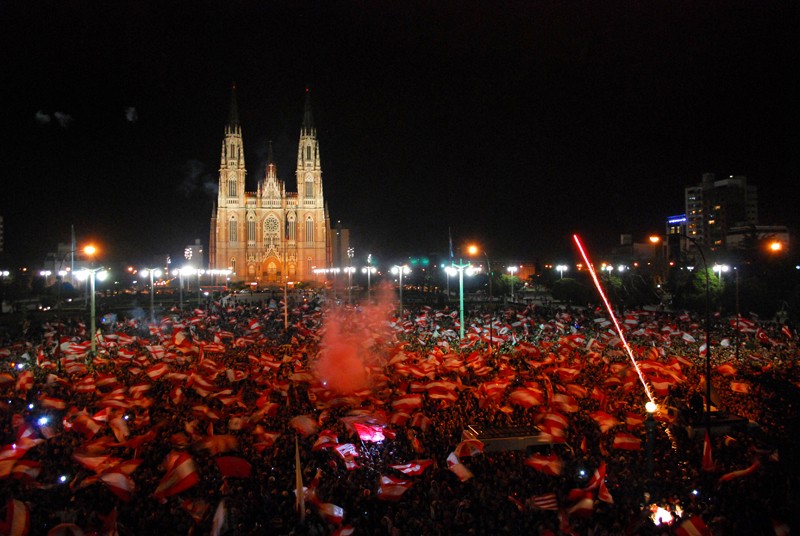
1, 1, 798, 267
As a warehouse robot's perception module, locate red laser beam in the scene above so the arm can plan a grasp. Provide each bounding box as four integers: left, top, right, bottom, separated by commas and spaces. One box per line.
573, 234, 655, 404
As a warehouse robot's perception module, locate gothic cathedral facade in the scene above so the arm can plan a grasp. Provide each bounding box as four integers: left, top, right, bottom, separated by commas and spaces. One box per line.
209, 89, 332, 287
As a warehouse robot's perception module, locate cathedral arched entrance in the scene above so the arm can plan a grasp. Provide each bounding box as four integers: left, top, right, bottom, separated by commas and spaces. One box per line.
260, 257, 282, 285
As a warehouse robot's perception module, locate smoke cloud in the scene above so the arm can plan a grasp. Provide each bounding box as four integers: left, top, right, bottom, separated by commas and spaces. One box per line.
53, 111, 73, 128
125, 107, 138, 123
312, 283, 397, 395
178, 159, 218, 197
35, 110, 51, 124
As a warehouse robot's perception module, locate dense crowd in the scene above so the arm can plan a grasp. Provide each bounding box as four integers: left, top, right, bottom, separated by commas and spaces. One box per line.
0, 292, 797, 535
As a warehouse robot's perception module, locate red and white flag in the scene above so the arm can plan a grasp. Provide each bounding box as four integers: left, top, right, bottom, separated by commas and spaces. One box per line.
612, 432, 642, 451
353, 422, 386, 443
529, 492, 558, 510
524, 453, 562, 476
154, 451, 200, 499
446, 452, 473, 482
0, 499, 30, 536
718, 460, 760, 483
675, 515, 711, 536
377, 475, 413, 501
215, 456, 252, 478
389, 460, 433, 476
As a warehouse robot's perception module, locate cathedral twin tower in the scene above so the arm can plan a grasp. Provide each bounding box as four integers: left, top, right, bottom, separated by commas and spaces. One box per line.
209, 89, 332, 287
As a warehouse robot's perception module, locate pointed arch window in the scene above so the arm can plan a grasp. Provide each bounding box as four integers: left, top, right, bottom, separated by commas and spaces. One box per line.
306, 145, 311, 161
230, 258, 236, 275
247, 216, 256, 245
305, 176, 314, 199
288, 219, 296, 241
228, 177, 237, 197
228, 217, 237, 243
305, 217, 314, 244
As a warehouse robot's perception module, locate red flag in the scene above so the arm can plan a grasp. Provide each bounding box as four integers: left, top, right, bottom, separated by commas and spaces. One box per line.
675, 515, 711, 536
389, 460, 433, 476
454, 439, 484, 458
529, 492, 558, 510
0, 499, 30, 536
524, 453, 562, 476
100, 471, 136, 502
215, 456, 252, 478
353, 422, 386, 443
612, 432, 642, 450
446, 452, 473, 482
154, 451, 200, 499
718, 460, 760, 483
377, 475, 413, 501
702, 431, 714, 472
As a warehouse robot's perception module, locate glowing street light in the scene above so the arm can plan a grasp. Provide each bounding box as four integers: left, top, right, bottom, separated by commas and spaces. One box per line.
713, 264, 730, 286
361, 265, 377, 302
445, 260, 475, 340
140, 267, 163, 324
172, 267, 197, 310
645, 401, 658, 478
507, 265, 518, 301
556, 264, 568, 279
344, 266, 356, 304
75, 266, 108, 354
390, 265, 410, 319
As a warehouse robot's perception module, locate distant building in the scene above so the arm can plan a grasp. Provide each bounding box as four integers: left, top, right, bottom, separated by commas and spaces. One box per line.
183, 239, 205, 269
684, 173, 758, 252
331, 221, 352, 268
209, 88, 332, 287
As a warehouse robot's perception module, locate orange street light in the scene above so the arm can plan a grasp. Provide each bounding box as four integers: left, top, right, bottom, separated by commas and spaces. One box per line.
648, 235, 661, 244
84, 245, 97, 257
768, 241, 783, 253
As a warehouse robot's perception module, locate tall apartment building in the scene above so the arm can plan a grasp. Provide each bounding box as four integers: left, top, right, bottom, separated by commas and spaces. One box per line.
684, 173, 758, 252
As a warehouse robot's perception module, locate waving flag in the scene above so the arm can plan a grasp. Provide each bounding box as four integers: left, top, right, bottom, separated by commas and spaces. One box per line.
675, 515, 711, 536
377, 475, 413, 501
353, 423, 386, 443
446, 452, 473, 482
612, 432, 642, 450
524, 453, 562, 476
154, 451, 200, 499
389, 460, 433, 476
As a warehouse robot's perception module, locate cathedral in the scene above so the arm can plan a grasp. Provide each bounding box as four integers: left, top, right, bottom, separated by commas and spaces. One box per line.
209, 89, 332, 287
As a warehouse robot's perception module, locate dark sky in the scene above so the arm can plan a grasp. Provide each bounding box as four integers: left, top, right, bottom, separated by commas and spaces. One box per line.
1, 1, 798, 267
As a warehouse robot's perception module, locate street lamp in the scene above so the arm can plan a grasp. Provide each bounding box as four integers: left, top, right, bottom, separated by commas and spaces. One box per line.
645, 401, 658, 479
556, 264, 568, 279
445, 260, 475, 340
713, 264, 729, 286
682, 234, 712, 431
140, 267, 163, 324
390, 265, 410, 319
361, 265, 376, 303
507, 266, 518, 302
172, 267, 196, 310
344, 266, 356, 305
468, 244, 494, 352
75, 267, 108, 354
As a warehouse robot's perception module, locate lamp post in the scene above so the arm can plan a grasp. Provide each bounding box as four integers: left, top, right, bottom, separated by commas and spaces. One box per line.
361, 265, 376, 303
172, 267, 191, 310
445, 260, 474, 340
390, 265, 410, 319
645, 400, 658, 479
556, 264, 568, 279
76, 267, 108, 355
344, 266, 356, 305
683, 234, 712, 431
468, 245, 493, 352
140, 267, 163, 324
507, 266, 518, 302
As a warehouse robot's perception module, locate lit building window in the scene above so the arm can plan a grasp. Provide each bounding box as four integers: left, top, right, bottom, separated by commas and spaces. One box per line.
264, 216, 279, 248
248, 218, 256, 244
305, 177, 313, 198
228, 178, 236, 197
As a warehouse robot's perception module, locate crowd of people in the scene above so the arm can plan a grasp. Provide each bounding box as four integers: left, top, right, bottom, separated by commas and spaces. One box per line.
0, 290, 797, 535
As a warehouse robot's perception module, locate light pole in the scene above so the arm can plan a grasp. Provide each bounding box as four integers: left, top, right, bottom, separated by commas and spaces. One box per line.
645, 400, 658, 479
172, 267, 192, 310
140, 267, 163, 324
556, 264, 568, 279
507, 266, 518, 302
683, 234, 712, 431
361, 265, 376, 303
344, 266, 355, 305
391, 265, 410, 319
445, 260, 474, 340
76, 267, 108, 355
468, 245, 493, 352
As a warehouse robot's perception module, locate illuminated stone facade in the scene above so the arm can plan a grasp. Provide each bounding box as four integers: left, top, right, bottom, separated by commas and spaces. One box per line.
209, 90, 331, 286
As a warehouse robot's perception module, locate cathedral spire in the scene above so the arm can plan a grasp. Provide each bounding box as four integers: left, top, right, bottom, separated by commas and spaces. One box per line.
302, 88, 315, 135
228, 82, 240, 127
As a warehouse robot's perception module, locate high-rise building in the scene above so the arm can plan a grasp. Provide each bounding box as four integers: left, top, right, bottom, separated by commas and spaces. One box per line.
209, 88, 332, 287
684, 173, 758, 252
